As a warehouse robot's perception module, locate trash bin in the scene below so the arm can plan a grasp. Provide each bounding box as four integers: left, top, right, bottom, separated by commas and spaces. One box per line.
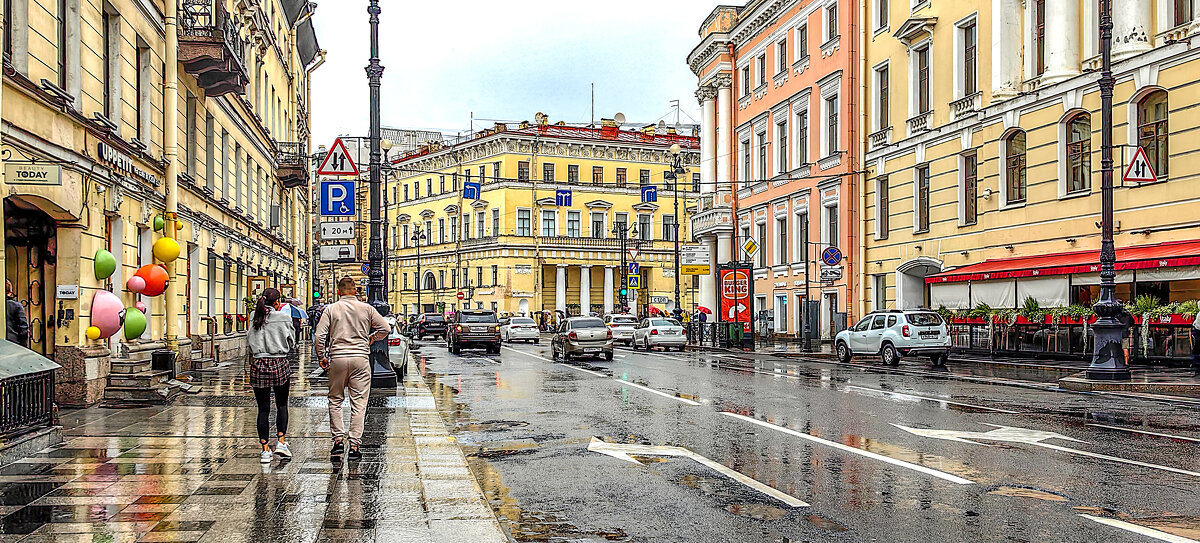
152, 350, 176, 380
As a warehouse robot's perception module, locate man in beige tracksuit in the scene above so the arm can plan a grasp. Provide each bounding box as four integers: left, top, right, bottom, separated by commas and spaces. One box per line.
314, 276, 390, 460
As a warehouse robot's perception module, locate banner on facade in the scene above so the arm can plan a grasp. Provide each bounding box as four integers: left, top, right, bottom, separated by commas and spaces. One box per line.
5, 163, 62, 186
720, 267, 752, 332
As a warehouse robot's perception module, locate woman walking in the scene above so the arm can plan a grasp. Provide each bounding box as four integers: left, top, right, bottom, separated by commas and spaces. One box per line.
247, 287, 296, 463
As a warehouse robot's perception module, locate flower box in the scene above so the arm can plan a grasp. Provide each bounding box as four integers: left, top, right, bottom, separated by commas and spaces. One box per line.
951, 317, 987, 325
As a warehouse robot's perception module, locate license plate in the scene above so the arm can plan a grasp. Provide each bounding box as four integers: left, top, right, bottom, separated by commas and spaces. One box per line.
584, 348, 600, 353
919, 331, 938, 338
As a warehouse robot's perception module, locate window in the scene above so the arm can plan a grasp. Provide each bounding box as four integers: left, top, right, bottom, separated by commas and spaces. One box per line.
874, 275, 887, 310
797, 25, 809, 61
426, 178, 433, 195
916, 46, 931, 114
1138, 90, 1169, 178
541, 210, 557, 237
101, 8, 118, 118
877, 176, 889, 239
403, 273, 409, 290
638, 214, 651, 240
477, 211, 485, 238
757, 54, 766, 86
963, 152, 978, 225
477, 267, 484, 287
777, 40, 787, 73
401, 225, 409, 249
663, 215, 676, 242
824, 205, 838, 248
568, 165, 579, 183
136, 42, 150, 140
592, 166, 603, 185
876, 0, 888, 30
518, 161, 530, 181
591, 212, 605, 238
543, 163, 555, 181
57, 0, 69, 88
756, 223, 768, 267
741, 66, 751, 96
776, 216, 788, 263
1067, 114, 1091, 193
639, 169, 650, 186
567, 211, 581, 237
962, 21, 977, 95
825, 96, 839, 156
438, 218, 446, 243
616, 168, 627, 187
413, 181, 420, 199
777, 121, 788, 173
185, 94, 197, 175
424, 220, 432, 245
517, 209, 531, 236
1176, 0, 1194, 26
692, 173, 700, 192
451, 269, 458, 288
492, 209, 500, 235
757, 131, 767, 179
877, 66, 890, 129
449, 219, 457, 242
796, 212, 809, 264
492, 161, 501, 182
915, 166, 930, 232
491, 266, 498, 285
479, 165, 487, 184
403, 185, 409, 201
439, 175, 446, 194
825, 3, 839, 42
796, 111, 808, 165
615, 213, 629, 234
1005, 131, 1028, 203
1034, 0, 1046, 76
742, 139, 752, 181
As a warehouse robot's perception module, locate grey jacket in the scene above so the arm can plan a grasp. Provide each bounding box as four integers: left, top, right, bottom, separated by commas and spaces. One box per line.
247, 308, 296, 358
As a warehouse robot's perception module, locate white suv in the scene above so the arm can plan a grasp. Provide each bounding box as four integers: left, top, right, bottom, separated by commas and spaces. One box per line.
835, 310, 950, 366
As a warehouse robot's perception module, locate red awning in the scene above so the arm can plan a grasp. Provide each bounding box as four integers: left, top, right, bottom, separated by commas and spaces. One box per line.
926, 239, 1200, 284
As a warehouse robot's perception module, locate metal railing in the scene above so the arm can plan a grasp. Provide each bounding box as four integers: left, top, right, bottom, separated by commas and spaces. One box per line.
179, 0, 246, 70
276, 141, 307, 167
0, 370, 54, 438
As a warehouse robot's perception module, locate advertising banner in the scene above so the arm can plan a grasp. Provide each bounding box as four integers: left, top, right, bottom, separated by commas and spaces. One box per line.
720, 268, 752, 333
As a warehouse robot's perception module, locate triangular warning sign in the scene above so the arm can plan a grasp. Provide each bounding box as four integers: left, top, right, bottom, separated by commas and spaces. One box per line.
629, 248, 639, 260
1122, 146, 1157, 183
317, 138, 359, 176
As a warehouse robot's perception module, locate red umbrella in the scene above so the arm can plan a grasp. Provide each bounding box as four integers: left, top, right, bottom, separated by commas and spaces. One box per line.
649, 306, 661, 316
696, 306, 712, 314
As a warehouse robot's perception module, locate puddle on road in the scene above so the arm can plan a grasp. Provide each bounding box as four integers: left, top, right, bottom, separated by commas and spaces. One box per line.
988, 486, 1069, 502
725, 502, 789, 520
456, 420, 531, 432
803, 513, 848, 532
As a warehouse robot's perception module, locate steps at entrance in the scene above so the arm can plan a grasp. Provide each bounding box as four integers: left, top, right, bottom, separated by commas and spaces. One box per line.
190, 357, 217, 371
110, 360, 151, 374
108, 369, 171, 389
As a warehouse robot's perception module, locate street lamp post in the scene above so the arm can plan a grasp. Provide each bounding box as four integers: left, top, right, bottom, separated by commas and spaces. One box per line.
381, 139, 394, 299
1087, 0, 1131, 380
612, 222, 639, 313
665, 144, 687, 320
364, 0, 395, 388
411, 228, 426, 315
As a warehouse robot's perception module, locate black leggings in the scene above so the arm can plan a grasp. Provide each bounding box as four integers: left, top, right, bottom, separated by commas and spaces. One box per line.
253, 385, 290, 444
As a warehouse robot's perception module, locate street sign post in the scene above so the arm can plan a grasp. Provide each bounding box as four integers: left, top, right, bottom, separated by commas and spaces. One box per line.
681, 244, 711, 275
628, 262, 639, 275
821, 246, 843, 267
555, 188, 572, 207
1122, 146, 1157, 183
317, 138, 359, 176
318, 245, 357, 263
741, 238, 759, 259
320, 180, 356, 216
319, 222, 356, 240
626, 275, 641, 289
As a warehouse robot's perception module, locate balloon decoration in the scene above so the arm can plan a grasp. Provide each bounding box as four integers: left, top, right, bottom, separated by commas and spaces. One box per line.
176, 220, 185, 231
135, 302, 147, 313
89, 290, 125, 339
153, 216, 165, 232
93, 249, 116, 281
133, 265, 169, 297
153, 237, 181, 263
86, 326, 102, 340
127, 275, 146, 294
123, 308, 147, 340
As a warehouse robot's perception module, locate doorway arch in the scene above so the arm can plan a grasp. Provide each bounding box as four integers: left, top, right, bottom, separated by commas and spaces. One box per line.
895, 257, 943, 309
5, 198, 58, 356
517, 299, 529, 316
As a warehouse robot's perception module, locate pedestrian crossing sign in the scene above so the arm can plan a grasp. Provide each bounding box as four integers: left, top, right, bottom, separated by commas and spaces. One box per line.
626, 275, 641, 289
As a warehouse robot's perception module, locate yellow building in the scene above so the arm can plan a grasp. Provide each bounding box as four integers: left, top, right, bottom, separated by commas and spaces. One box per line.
861, 0, 1200, 311
385, 119, 700, 321
2, 0, 321, 404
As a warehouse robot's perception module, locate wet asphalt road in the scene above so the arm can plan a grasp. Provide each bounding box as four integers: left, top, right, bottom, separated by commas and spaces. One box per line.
408, 337, 1200, 543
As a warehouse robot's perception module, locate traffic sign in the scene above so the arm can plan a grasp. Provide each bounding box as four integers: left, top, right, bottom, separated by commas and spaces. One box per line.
681, 245, 711, 275
629, 247, 639, 260
626, 275, 641, 289
741, 237, 759, 258
1123, 146, 1157, 183
319, 222, 355, 240
821, 246, 843, 267
361, 263, 370, 274
555, 188, 572, 207
320, 180, 356, 216
457, 291, 465, 300
463, 181, 481, 200
820, 267, 843, 281
640, 185, 658, 203
628, 262, 639, 275
317, 138, 358, 176
318, 245, 357, 263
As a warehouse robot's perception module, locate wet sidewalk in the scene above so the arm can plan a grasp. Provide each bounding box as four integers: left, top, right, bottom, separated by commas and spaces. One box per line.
0, 346, 509, 542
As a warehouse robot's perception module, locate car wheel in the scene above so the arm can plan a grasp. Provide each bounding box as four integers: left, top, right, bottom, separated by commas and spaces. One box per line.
644, 338, 652, 351
551, 345, 560, 361
836, 341, 852, 363
881, 343, 899, 366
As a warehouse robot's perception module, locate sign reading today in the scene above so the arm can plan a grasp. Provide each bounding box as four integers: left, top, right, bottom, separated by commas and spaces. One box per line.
5, 163, 62, 186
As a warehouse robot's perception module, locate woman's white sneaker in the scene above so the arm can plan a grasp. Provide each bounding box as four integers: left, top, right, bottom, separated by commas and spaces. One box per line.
274, 442, 292, 458
259, 450, 273, 463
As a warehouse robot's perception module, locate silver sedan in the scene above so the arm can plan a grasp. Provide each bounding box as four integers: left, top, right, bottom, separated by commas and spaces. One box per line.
632, 318, 687, 352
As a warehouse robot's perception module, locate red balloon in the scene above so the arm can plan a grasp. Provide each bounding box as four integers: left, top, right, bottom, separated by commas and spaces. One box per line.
134, 264, 169, 296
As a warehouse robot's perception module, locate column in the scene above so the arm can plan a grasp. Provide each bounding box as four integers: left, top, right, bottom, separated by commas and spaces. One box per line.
1043, 0, 1080, 84
716, 234, 732, 272
555, 265, 567, 314
697, 85, 718, 197
1113, 0, 1153, 60
698, 234, 717, 313
603, 266, 615, 314
991, 0, 1024, 98
715, 74, 732, 204
580, 265, 592, 316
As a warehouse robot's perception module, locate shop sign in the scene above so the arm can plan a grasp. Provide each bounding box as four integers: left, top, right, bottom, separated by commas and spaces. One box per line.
649, 296, 669, 304
5, 163, 62, 185
720, 268, 752, 332
56, 285, 79, 299
97, 142, 159, 185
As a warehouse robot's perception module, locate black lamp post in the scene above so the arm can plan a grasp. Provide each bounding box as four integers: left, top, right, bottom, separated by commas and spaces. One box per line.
364, 0, 395, 388
665, 144, 688, 320
411, 228, 426, 315
613, 222, 639, 312
1087, 0, 1131, 380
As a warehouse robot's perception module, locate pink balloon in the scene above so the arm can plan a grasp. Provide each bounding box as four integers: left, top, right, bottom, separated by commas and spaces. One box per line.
135, 302, 147, 313
126, 276, 146, 293
90, 290, 124, 339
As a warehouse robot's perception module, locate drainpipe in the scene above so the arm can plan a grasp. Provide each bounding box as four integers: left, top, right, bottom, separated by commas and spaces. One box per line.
854, 0, 867, 320
303, 50, 326, 300
0, 3, 7, 341
164, 0, 180, 347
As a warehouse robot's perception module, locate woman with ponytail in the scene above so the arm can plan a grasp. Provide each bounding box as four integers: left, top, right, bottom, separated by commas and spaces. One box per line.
246, 287, 296, 463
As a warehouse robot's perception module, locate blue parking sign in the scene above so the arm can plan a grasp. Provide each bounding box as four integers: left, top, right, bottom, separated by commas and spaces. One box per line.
321, 180, 356, 216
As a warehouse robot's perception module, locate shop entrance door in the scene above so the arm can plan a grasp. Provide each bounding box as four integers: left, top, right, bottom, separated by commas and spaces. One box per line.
5, 200, 57, 356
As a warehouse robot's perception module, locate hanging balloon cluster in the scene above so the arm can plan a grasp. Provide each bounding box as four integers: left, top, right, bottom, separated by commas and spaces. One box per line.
86, 215, 183, 342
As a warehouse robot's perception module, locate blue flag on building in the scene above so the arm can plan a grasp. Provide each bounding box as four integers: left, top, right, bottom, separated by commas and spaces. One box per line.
641, 185, 658, 203
555, 188, 572, 207
463, 181, 481, 200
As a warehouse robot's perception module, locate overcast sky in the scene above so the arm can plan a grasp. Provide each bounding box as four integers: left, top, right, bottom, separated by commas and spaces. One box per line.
310, 1, 725, 146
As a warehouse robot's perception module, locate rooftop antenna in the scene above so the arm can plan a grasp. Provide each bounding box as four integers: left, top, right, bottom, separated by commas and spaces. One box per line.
590, 83, 595, 128
535, 112, 548, 126
614, 112, 626, 127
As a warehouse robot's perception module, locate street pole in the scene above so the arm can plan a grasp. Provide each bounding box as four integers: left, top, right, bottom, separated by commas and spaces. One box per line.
1087, 0, 1131, 380
617, 223, 627, 312
365, 0, 396, 388
412, 228, 423, 315
666, 144, 685, 320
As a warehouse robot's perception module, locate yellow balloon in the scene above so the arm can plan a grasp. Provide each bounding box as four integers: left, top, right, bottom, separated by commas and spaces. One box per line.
153, 237, 181, 263
175, 220, 184, 231
86, 326, 102, 340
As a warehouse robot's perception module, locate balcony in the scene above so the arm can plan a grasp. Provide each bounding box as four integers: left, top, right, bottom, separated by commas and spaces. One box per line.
907, 111, 933, 135
691, 206, 734, 237
276, 142, 307, 188
869, 126, 893, 150
178, 0, 249, 97
950, 92, 982, 119
541, 236, 623, 249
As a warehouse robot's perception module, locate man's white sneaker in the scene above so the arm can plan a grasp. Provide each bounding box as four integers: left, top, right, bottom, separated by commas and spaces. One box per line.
259, 450, 273, 463
274, 441, 292, 458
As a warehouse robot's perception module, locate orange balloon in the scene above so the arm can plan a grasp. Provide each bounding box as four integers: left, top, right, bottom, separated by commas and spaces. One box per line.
134, 264, 170, 296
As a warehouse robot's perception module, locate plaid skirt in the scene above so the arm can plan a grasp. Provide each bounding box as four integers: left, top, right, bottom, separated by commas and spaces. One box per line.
248, 356, 293, 389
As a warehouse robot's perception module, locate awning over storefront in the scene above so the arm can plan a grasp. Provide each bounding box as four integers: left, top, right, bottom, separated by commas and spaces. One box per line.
926, 239, 1200, 284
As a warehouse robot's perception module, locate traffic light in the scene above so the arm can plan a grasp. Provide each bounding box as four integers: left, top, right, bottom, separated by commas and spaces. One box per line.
312, 288, 321, 301
619, 277, 627, 297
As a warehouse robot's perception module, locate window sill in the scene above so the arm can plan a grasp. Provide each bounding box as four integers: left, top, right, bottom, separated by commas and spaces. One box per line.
792, 56, 811, 76
873, 25, 891, 38
1059, 189, 1092, 201
820, 36, 841, 58
999, 201, 1027, 211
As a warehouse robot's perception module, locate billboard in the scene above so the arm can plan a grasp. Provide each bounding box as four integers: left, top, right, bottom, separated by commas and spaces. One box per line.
720, 268, 752, 333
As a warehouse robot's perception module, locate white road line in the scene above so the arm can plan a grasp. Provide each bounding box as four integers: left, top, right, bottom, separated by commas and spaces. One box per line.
501, 346, 608, 377
614, 379, 701, 405
1032, 441, 1200, 478
843, 385, 1020, 414
1080, 515, 1200, 543
1086, 423, 1200, 443
562, 364, 608, 378
723, 412, 975, 485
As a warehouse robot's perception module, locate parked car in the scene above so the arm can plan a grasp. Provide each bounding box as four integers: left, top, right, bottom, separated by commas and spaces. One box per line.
385, 316, 404, 347
552, 317, 614, 362
446, 310, 501, 354
632, 318, 686, 352
414, 313, 446, 340
834, 310, 950, 366
603, 314, 638, 345
501, 316, 540, 344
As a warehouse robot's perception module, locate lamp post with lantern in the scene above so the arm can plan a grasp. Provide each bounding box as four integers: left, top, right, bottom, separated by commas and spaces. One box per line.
665, 144, 688, 320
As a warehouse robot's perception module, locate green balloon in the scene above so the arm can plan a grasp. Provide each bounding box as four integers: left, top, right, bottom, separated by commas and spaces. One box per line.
153, 216, 165, 232
123, 308, 147, 340
94, 249, 116, 280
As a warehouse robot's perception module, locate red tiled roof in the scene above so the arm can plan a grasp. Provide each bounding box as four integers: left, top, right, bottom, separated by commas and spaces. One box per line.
925, 239, 1200, 284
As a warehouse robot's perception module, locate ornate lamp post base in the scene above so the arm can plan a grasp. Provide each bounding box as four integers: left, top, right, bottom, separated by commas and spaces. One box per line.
1086, 301, 1132, 381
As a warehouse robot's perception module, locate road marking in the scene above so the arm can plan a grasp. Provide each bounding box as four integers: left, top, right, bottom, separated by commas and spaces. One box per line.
563, 364, 608, 378
614, 379, 701, 405
501, 346, 609, 377
588, 437, 807, 507
843, 385, 1019, 414
896, 423, 1200, 478
1086, 423, 1200, 443
1080, 515, 1200, 543
724, 413, 974, 485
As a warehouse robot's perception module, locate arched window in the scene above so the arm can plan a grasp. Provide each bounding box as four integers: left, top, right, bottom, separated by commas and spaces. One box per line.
1067, 114, 1091, 193
423, 272, 437, 291
1005, 130, 1027, 204
1138, 90, 1168, 178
